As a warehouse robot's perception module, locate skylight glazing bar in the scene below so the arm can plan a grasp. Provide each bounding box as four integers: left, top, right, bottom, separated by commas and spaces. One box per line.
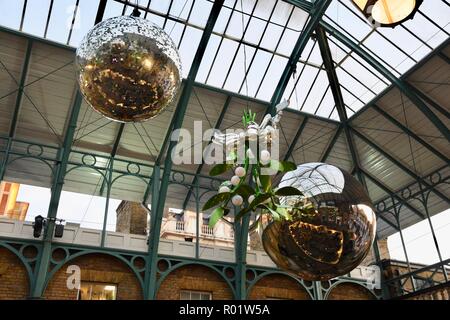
299, 63, 324, 112
43, 0, 54, 38
328, 36, 389, 86
337, 0, 419, 64
220, 0, 259, 89
286, 39, 318, 101
237, 0, 281, 93
177, 0, 197, 50
253, 5, 298, 98
269, 0, 332, 114
323, 20, 450, 142
313, 85, 330, 115
163, 0, 176, 29
204, 0, 240, 83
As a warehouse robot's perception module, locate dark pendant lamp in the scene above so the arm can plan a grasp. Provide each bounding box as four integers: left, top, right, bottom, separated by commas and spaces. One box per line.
352, 0, 423, 27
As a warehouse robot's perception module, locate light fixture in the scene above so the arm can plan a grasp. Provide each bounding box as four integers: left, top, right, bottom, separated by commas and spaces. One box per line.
54, 222, 65, 238
33, 215, 45, 238
352, 0, 423, 27
32, 216, 65, 238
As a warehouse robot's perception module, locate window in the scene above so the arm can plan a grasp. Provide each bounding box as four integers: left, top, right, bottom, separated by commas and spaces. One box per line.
180, 290, 212, 300
77, 282, 117, 300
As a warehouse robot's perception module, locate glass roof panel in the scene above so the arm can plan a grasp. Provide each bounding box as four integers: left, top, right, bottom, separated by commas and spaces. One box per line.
0, 0, 447, 122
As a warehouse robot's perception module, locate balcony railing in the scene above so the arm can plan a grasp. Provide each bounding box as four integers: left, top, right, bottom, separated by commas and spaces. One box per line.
175, 221, 185, 232
201, 224, 214, 236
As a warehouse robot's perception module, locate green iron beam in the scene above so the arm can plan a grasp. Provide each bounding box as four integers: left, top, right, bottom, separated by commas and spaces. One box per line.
0, 40, 33, 181
315, 26, 365, 183
437, 52, 450, 65
348, 37, 450, 122
181, 95, 232, 212
9, 40, 33, 137
95, 0, 108, 24
283, 0, 313, 12
350, 127, 450, 205
316, 26, 347, 122
361, 168, 425, 220
283, 116, 309, 162
31, 91, 83, 298
320, 124, 343, 162
0, 25, 340, 128
371, 104, 449, 165
99, 123, 125, 196
321, 20, 450, 142
143, 0, 225, 300
268, 0, 332, 115
30, 0, 107, 297
235, 213, 250, 300
407, 83, 450, 120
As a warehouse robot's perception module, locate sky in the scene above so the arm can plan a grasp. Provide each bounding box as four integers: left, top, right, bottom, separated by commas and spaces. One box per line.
16, 183, 450, 266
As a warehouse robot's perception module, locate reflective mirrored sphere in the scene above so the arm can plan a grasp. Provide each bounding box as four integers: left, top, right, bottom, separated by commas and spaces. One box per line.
262, 163, 376, 281
76, 16, 181, 122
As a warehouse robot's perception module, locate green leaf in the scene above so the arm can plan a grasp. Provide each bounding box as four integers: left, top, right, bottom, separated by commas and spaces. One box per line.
258, 174, 271, 193
275, 186, 303, 197
259, 204, 281, 221
209, 207, 225, 228
250, 193, 271, 208
234, 184, 255, 199
209, 163, 233, 176
226, 150, 237, 162
270, 160, 297, 173
276, 206, 292, 220
202, 192, 230, 211
235, 193, 271, 221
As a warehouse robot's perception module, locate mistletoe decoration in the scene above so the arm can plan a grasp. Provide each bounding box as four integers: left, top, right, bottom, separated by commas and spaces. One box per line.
203, 100, 305, 228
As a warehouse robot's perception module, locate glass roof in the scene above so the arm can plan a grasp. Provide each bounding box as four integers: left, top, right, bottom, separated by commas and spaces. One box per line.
0, 0, 448, 121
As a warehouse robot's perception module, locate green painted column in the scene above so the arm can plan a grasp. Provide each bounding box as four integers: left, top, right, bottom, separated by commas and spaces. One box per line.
143, 0, 225, 300
30, 91, 83, 298
234, 213, 250, 300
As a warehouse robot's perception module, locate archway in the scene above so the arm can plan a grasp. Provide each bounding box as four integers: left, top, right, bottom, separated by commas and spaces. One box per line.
326, 282, 377, 300
0, 247, 30, 299
157, 264, 234, 300
43, 252, 143, 300
248, 273, 311, 300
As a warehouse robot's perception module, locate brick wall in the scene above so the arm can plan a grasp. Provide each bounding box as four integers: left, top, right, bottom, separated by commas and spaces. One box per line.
404, 284, 450, 300
44, 253, 143, 300
0, 248, 29, 299
0, 248, 378, 300
247, 274, 311, 300
156, 264, 233, 300
116, 201, 148, 235
327, 283, 376, 300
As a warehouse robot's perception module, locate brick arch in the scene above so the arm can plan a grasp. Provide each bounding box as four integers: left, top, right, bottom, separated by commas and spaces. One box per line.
157, 264, 234, 300
326, 282, 376, 300
248, 273, 311, 300
0, 247, 30, 299
44, 253, 143, 300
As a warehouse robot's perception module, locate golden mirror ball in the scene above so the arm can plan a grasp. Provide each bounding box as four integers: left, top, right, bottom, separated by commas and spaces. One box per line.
76, 15, 182, 122
262, 163, 376, 281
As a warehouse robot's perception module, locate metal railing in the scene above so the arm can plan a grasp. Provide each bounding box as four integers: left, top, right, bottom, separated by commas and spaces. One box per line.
175, 221, 185, 232
384, 258, 450, 298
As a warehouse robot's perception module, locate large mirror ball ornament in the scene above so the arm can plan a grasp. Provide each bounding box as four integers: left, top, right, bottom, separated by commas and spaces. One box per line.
76, 15, 182, 122
261, 162, 376, 281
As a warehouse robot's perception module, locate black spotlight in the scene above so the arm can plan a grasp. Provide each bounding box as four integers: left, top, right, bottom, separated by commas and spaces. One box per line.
33, 215, 45, 238
54, 223, 65, 238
